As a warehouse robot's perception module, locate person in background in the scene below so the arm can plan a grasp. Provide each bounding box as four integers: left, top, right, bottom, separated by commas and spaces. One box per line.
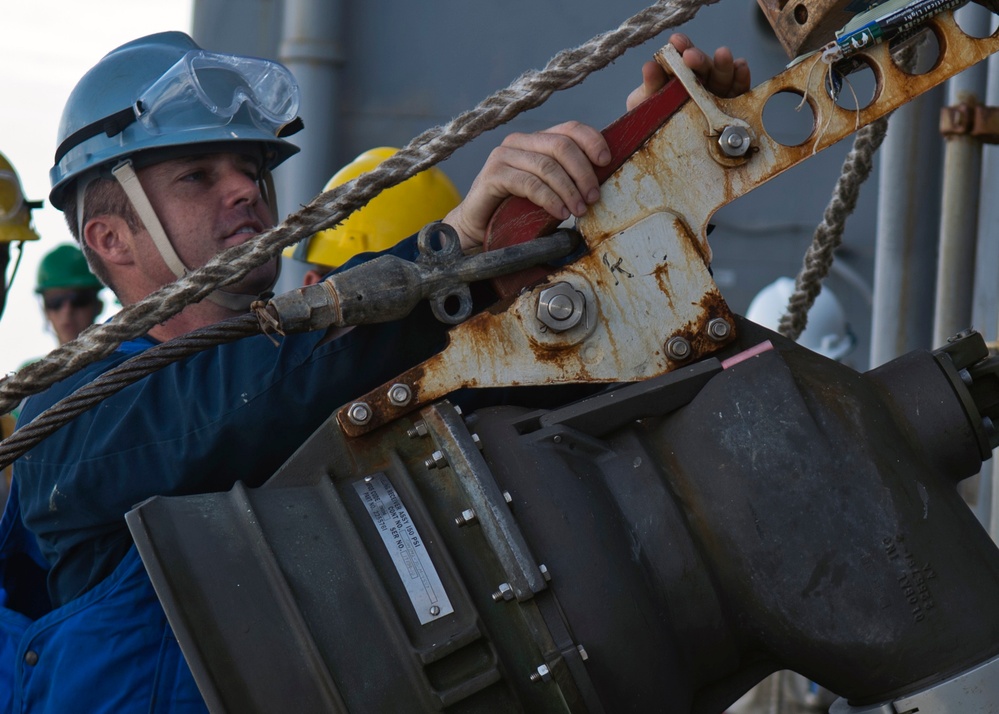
0, 151, 43, 505
745, 276, 856, 363
34, 243, 104, 346
283, 147, 462, 286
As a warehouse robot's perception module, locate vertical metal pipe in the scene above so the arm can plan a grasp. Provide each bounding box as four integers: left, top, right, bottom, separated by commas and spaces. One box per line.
932, 5, 990, 348
934, 5, 992, 524
977, 16, 999, 539
275, 0, 345, 222
869, 87, 943, 368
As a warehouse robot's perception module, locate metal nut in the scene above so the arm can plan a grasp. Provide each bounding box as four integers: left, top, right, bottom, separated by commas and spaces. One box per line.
537, 282, 585, 332
455, 508, 477, 527
424, 450, 448, 470
530, 664, 552, 683
346, 402, 372, 426
718, 125, 751, 157
406, 420, 429, 438
539, 564, 551, 582
706, 318, 732, 342
665, 336, 692, 361
491, 582, 515, 602
387, 383, 412, 407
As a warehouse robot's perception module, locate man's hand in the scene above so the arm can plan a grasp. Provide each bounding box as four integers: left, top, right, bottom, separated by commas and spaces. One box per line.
626, 33, 751, 111
445, 120, 610, 251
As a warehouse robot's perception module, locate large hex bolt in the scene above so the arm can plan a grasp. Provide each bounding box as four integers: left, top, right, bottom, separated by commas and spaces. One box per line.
719, 125, 751, 157
537, 282, 585, 332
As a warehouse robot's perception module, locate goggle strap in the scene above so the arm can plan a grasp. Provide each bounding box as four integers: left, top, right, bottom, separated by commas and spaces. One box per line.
111, 160, 188, 281
112, 160, 273, 313
54, 106, 138, 166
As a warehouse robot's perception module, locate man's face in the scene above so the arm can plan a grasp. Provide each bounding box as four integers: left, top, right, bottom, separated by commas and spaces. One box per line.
134, 152, 278, 297
42, 288, 101, 345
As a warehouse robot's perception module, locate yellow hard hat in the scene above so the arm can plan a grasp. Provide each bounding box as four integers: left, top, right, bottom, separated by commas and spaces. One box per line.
0, 151, 41, 244
285, 147, 462, 268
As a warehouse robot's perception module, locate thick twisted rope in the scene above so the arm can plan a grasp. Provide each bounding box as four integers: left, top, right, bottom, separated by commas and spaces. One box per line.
0, 0, 714, 417
0, 316, 260, 472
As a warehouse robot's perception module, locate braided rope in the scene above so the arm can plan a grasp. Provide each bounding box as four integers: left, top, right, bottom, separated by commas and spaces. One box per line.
0, 0, 714, 417
778, 40, 922, 340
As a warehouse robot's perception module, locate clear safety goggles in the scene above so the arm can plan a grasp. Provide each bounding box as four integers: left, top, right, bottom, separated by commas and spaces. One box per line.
0, 170, 25, 222
135, 50, 300, 136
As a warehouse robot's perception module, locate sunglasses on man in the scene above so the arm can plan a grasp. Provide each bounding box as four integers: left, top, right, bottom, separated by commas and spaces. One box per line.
43, 290, 99, 312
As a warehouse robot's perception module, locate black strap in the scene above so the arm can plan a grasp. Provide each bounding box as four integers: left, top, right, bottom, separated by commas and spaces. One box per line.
53, 106, 138, 166
277, 117, 304, 138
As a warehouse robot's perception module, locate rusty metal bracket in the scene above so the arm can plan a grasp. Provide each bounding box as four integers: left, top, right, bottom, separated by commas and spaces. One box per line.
335, 12, 999, 438
581, 12, 999, 264
337, 211, 734, 436
940, 100, 999, 143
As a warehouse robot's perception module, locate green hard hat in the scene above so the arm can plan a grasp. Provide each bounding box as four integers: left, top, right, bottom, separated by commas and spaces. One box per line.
35, 243, 102, 293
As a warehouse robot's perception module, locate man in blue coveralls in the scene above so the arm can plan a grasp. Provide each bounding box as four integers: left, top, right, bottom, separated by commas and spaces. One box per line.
0, 30, 748, 712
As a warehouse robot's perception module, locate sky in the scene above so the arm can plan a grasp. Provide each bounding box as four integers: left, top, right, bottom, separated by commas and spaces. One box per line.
0, 1, 194, 375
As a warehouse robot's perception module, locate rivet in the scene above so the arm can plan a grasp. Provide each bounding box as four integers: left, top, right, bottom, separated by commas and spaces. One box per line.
430, 605, 441, 616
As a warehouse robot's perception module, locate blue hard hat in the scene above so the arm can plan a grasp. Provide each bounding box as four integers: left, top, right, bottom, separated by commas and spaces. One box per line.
49, 31, 302, 210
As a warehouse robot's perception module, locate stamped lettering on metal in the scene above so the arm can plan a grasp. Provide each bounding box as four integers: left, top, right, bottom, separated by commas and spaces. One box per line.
354, 472, 454, 624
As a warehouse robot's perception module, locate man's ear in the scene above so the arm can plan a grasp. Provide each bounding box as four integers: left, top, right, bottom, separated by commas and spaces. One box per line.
84, 215, 135, 267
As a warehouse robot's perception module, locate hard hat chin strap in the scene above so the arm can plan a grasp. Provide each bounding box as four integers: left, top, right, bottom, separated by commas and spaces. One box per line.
109, 160, 276, 312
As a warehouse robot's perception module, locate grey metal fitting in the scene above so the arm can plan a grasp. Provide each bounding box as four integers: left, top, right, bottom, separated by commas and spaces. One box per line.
665, 336, 692, 361
424, 450, 448, 470
455, 508, 477, 527
503, 491, 513, 504
529, 664, 552, 683
537, 282, 585, 332
346, 402, 372, 426
539, 564, 551, 582
576, 644, 589, 661
719, 125, 751, 157
406, 420, 429, 439
471, 433, 482, 450
387, 383, 412, 407
491, 582, 515, 602
707, 318, 732, 342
